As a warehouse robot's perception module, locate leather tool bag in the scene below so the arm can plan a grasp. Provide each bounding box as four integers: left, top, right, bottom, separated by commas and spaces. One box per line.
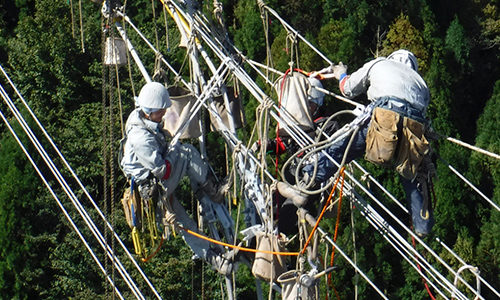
365, 107, 401, 167
365, 107, 430, 180
121, 187, 142, 230
394, 116, 430, 180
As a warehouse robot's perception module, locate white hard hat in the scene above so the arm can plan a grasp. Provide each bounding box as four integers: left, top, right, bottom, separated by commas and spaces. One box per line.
387, 49, 418, 71
307, 77, 325, 106
137, 82, 171, 114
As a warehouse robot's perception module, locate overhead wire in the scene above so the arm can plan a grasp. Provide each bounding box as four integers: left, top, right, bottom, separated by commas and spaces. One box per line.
0, 75, 148, 300
0, 82, 147, 299
346, 179, 483, 299
13, 0, 498, 298
121, 2, 499, 299
245, 3, 500, 298
0, 107, 126, 300
155, 1, 472, 298
0, 64, 163, 300
437, 154, 500, 212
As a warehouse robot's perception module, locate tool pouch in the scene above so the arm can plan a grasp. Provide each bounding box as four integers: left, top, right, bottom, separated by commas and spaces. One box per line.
121, 187, 142, 230
252, 232, 287, 281
394, 117, 430, 180
365, 107, 401, 167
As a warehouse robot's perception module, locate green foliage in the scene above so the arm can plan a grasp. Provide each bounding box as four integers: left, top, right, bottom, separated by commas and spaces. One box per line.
317, 19, 356, 63
0, 0, 500, 299
232, 0, 266, 61
445, 15, 470, 67
475, 80, 500, 173
469, 81, 500, 298
382, 14, 429, 72
479, 1, 500, 50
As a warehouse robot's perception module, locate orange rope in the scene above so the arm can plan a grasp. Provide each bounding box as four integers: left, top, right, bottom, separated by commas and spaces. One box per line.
327, 169, 346, 296
300, 168, 345, 255
179, 226, 300, 256
330, 169, 346, 263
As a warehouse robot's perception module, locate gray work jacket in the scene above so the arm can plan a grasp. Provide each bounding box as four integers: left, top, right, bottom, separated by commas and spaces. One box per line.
341, 58, 430, 115
120, 108, 168, 183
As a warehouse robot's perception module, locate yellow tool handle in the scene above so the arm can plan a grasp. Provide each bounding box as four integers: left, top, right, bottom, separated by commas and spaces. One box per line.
132, 227, 143, 256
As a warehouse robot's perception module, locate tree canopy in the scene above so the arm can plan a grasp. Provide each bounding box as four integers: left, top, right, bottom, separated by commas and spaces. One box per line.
0, 0, 499, 299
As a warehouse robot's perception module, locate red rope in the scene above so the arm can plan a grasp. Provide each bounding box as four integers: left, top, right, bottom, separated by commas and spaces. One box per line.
410, 226, 437, 300
141, 236, 164, 262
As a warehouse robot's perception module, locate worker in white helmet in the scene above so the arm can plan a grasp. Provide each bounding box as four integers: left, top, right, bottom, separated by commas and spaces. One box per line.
280, 50, 436, 238
120, 81, 234, 275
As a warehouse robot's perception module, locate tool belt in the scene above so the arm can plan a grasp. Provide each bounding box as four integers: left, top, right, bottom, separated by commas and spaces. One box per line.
365, 106, 430, 180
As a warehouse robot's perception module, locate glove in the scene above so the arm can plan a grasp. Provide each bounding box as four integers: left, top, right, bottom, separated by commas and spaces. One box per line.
250, 140, 261, 153
162, 159, 172, 180
309, 64, 335, 79
333, 62, 348, 80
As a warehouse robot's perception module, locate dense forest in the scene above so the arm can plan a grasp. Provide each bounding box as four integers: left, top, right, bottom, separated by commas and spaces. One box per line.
0, 0, 499, 299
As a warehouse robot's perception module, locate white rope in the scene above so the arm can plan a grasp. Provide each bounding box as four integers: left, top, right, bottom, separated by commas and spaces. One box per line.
438, 155, 500, 212
452, 265, 481, 300
447, 137, 500, 161
436, 237, 500, 298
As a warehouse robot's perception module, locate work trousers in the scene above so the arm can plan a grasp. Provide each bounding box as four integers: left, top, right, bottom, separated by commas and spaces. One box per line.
161, 143, 212, 259
303, 105, 434, 235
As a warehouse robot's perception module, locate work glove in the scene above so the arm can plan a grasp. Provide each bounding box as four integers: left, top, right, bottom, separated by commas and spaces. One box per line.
333, 62, 348, 80
309, 64, 336, 79
250, 140, 261, 153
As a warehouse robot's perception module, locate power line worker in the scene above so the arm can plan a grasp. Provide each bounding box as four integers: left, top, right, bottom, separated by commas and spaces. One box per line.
279, 50, 436, 237
120, 82, 234, 275
252, 76, 339, 158
253, 74, 340, 235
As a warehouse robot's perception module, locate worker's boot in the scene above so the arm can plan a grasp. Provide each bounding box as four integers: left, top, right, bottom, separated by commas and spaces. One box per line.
277, 182, 308, 207
198, 173, 233, 204
206, 248, 236, 276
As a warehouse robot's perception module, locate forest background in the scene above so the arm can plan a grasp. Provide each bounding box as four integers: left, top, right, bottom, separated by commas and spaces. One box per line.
0, 0, 499, 299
